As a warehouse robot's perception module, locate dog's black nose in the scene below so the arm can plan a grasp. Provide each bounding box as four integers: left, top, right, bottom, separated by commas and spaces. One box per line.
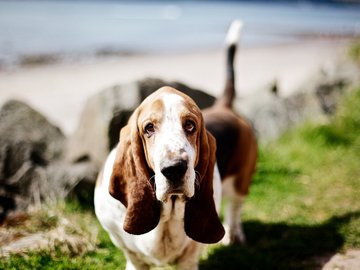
161, 160, 188, 183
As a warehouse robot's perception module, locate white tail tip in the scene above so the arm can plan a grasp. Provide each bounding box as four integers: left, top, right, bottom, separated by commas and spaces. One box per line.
225, 20, 244, 46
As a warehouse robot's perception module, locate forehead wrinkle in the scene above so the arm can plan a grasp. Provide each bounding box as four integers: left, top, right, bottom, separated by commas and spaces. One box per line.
138, 98, 164, 126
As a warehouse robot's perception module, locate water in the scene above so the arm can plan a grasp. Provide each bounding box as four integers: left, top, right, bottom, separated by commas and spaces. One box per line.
0, 0, 359, 67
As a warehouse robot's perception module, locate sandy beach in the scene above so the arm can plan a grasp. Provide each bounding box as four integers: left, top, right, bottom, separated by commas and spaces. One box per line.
0, 38, 350, 135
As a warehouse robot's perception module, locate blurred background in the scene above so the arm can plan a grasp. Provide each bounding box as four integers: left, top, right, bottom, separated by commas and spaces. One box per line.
0, 0, 360, 67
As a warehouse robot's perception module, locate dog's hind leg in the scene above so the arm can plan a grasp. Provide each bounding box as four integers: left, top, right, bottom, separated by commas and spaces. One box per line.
222, 176, 247, 245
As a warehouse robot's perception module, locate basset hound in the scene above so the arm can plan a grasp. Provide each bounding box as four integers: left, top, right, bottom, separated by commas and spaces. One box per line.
94, 20, 257, 270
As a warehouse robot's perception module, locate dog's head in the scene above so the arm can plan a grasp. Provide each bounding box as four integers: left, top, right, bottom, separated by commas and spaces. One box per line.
109, 87, 224, 243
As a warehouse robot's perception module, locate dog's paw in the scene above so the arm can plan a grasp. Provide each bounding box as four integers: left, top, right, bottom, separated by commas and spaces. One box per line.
221, 224, 246, 245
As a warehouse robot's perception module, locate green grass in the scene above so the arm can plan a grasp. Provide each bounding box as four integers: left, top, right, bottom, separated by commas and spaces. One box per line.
1, 88, 360, 270
0, 202, 127, 270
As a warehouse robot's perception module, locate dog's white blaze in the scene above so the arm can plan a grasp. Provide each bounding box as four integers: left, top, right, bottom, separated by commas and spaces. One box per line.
152, 93, 196, 201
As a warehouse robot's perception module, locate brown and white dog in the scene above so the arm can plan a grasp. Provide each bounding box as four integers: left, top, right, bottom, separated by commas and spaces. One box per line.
94, 20, 257, 270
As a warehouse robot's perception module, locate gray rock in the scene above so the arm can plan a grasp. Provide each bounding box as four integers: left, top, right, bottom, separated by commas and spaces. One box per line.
301, 58, 360, 115
0, 100, 66, 221
65, 81, 140, 166
0, 100, 100, 220
237, 58, 360, 142
46, 160, 99, 205
0, 100, 64, 165
238, 90, 324, 142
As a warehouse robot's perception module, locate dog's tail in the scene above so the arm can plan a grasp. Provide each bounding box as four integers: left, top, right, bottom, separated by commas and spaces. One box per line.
216, 20, 243, 108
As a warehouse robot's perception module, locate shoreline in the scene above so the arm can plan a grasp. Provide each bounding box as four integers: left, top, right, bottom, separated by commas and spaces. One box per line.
2, 32, 356, 72
0, 38, 352, 135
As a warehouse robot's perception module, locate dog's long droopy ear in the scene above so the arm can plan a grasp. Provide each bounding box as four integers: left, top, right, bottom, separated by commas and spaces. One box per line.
109, 111, 160, 235
185, 122, 225, 244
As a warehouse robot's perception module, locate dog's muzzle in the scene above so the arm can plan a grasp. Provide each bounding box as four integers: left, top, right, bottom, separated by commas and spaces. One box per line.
160, 159, 188, 193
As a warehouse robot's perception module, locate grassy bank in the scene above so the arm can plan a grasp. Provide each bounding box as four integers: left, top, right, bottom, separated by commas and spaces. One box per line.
1, 88, 360, 270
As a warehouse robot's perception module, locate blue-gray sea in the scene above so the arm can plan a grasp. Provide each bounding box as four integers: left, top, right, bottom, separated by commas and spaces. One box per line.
0, 0, 360, 67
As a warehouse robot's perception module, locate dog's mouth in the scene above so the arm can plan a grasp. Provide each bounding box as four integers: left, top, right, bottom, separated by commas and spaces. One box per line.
163, 187, 191, 202
168, 186, 186, 195
170, 193, 190, 204
150, 175, 186, 201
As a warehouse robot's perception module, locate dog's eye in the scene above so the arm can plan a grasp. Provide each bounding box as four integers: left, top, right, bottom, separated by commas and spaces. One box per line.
144, 123, 155, 136
184, 120, 196, 134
